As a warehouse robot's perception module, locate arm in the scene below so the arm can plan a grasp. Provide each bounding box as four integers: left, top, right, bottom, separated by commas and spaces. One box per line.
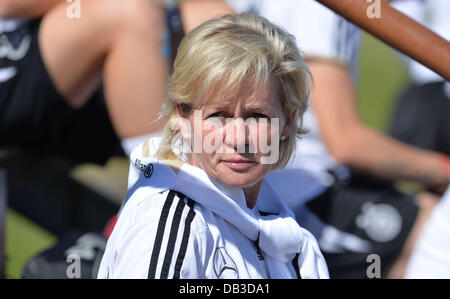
308, 59, 449, 187
0, 0, 61, 18
179, 0, 235, 33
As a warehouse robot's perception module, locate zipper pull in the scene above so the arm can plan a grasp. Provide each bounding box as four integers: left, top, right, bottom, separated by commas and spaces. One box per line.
256, 245, 264, 261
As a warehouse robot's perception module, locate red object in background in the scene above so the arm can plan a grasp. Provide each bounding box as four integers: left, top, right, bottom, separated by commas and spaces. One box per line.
102, 214, 118, 240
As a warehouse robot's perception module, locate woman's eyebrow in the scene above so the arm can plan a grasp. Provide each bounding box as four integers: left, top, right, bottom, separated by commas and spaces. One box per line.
245, 103, 266, 110
244, 103, 273, 114
203, 99, 234, 110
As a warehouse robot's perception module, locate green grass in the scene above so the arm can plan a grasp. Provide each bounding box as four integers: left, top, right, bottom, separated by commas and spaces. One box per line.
357, 32, 410, 132
4, 31, 410, 279
6, 209, 56, 278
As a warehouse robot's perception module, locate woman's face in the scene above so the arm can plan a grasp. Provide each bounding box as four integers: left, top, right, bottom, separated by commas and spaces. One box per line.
178, 77, 292, 189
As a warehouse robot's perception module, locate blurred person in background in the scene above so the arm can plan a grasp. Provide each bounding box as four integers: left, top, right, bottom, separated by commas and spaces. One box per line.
0, 0, 234, 278
389, 0, 450, 278
225, 0, 450, 278
0, 0, 233, 164
390, 0, 450, 165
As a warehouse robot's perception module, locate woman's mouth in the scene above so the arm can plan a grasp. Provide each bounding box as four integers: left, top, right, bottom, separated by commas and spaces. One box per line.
222, 159, 257, 171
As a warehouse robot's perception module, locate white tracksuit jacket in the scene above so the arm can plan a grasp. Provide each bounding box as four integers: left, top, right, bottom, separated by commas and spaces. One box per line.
98, 139, 329, 279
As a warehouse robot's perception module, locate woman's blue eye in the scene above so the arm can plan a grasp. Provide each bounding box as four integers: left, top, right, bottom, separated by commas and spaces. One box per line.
208, 112, 228, 118
251, 113, 269, 119
207, 112, 269, 119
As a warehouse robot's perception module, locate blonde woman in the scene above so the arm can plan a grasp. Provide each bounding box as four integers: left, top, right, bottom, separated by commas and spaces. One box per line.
98, 13, 328, 279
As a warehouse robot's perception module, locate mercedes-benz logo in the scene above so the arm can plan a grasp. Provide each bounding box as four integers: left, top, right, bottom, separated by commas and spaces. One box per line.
213, 247, 239, 279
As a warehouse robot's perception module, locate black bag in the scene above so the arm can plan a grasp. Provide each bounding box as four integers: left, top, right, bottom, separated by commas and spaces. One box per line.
22, 230, 106, 279
389, 81, 450, 155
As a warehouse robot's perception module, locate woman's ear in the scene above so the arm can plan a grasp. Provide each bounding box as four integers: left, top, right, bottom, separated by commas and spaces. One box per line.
176, 103, 192, 116
281, 110, 296, 139
175, 103, 183, 118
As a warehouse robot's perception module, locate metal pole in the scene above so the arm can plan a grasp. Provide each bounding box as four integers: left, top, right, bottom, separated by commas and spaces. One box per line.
316, 0, 450, 81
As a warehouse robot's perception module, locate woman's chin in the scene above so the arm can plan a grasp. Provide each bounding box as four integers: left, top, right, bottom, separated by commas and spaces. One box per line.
215, 170, 263, 189
199, 159, 269, 189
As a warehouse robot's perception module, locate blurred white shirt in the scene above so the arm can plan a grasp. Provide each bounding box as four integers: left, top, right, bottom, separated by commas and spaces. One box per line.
0, 19, 26, 33
227, 0, 360, 204
392, 0, 450, 84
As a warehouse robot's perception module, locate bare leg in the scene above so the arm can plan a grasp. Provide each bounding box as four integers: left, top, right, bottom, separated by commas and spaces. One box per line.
38, 0, 234, 140
384, 191, 439, 278
39, 0, 168, 139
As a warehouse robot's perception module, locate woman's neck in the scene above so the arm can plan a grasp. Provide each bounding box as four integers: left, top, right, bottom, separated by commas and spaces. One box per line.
243, 181, 263, 209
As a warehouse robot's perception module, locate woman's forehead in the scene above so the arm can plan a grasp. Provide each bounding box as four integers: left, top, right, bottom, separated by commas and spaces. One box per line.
199, 77, 278, 108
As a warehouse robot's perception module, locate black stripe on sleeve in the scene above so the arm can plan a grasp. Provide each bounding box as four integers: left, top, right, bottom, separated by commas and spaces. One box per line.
148, 190, 176, 279
160, 195, 186, 278
173, 198, 196, 279
293, 253, 302, 279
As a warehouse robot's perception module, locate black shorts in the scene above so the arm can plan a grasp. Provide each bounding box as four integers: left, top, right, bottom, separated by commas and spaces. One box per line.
295, 174, 419, 278
0, 20, 122, 165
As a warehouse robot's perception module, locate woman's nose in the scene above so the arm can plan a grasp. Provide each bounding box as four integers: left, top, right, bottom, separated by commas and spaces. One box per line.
224, 118, 248, 151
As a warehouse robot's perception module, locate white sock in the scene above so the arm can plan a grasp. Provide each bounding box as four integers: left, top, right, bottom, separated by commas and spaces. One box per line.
405, 186, 450, 278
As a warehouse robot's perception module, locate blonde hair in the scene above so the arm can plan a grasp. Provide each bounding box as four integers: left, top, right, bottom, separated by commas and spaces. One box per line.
157, 13, 312, 169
